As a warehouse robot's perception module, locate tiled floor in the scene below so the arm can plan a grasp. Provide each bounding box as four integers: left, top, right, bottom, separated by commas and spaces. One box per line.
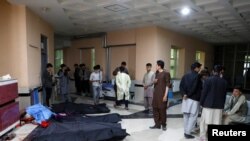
11, 124, 37, 141
8, 94, 200, 141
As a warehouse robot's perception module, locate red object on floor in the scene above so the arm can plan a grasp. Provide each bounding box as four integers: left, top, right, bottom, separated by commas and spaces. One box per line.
21, 117, 34, 123
40, 121, 49, 128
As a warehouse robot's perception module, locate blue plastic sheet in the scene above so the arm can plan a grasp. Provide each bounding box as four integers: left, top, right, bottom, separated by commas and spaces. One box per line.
168, 91, 174, 99
32, 88, 39, 105
26, 104, 53, 124
102, 83, 114, 91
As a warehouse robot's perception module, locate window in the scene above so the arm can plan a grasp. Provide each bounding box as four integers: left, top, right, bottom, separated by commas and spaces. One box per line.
170, 48, 179, 78
243, 55, 250, 75
91, 49, 95, 69
196, 51, 201, 61
196, 51, 205, 66
80, 48, 95, 70
55, 49, 63, 72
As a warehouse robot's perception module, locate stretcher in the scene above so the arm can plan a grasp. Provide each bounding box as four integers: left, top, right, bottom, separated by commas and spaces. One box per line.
101, 83, 116, 98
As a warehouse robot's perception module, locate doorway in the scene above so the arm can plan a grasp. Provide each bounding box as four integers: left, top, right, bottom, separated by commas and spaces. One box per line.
110, 45, 136, 79
196, 51, 205, 67
41, 35, 48, 105
80, 48, 95, 70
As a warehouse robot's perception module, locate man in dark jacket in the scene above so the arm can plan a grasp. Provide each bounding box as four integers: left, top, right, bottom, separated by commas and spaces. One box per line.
180, 61, 202, 139
42, 63, 54, 106
74, 64, 81, 95
199, 65, 227, 141
113, 61, 129, 76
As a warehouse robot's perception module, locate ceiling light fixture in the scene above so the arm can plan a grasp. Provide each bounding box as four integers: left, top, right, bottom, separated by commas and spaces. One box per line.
41, 7, 50, 13
104, 4, 128, 12
180, 7, 190, 16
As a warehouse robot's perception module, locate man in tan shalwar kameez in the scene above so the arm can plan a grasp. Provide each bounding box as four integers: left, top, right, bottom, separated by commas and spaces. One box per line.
143, 63, 155, 113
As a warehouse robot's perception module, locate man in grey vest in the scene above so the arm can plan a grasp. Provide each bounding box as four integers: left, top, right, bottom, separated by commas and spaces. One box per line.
223, 86, 248, 124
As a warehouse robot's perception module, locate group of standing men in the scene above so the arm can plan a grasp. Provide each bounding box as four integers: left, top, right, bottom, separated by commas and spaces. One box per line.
180, 62, 248, 140
73, 64, 91, 96
140, 61, 171, 131
141, 60, 248, 137
43, 60, 248, 140
74, 64, 103, 105
112, 60, 171, 132
42, 63, 72, 106
42, 63, 103, 106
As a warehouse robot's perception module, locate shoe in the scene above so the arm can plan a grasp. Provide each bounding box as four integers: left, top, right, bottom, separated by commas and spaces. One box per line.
184, 133, 195, 139
125, 107, 129, 110
197, 137, 207, 141
162, 125, 167, 131
2, 133, 16, 140
149, 125, 161, 129
191, 130, 199, 135
143, 109, 149, 113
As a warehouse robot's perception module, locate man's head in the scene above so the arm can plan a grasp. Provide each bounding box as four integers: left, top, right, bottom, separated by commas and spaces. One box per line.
233, 85, 242, 97
156, 60, 164, 71
79, 64, 86, 69
121, 61, 127, 67
93, 65, 99, 72
119, 66, 125, 73
200, 69, 209, 80
96, 65, 101, 70
146, 63, 152, 72
60, 64, 67, 70
191, 61, 202, 72
46, 63, 53, 72
213, 65, 223, 75
74, 64, 78, 68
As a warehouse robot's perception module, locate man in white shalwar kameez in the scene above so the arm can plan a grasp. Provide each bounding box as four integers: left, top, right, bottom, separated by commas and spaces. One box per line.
199, 65, 227, 141
143, 63, 155, 113
115, 66, 131, 110
180, 62, 202, 139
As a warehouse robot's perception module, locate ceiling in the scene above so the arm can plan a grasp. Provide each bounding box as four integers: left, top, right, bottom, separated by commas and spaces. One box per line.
8, 0, 250, 43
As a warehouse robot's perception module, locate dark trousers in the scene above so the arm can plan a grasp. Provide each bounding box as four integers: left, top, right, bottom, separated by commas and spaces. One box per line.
83, 80, 90, 93
80, 80, 84, 93
116, 99, 129, 108
153, 107, 167, 127
114, 84, 120, 105
114, 83, 117, 100
75, 79, 81, 95
45, 87, 52, 106
82, 80, 90, 93
115, 93, 128, 108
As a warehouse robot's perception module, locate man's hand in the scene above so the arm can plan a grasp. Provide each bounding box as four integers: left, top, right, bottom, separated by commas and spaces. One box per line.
49, 70, 53, 75
183, 94, 187, 100
144, 86, 148, 89
163, 95, 167, 102
153, 79, 158, 84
